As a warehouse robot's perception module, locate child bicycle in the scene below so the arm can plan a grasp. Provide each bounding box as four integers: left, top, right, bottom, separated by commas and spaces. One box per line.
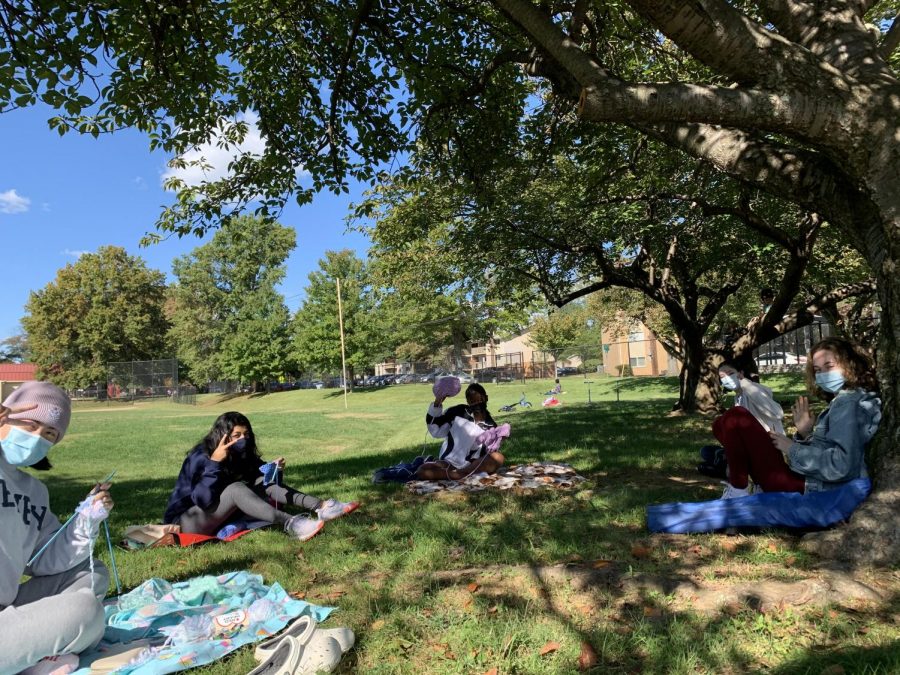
499, 392, 532, 412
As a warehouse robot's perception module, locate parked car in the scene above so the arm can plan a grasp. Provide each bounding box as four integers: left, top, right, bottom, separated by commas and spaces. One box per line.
420, 370, 450, 383
447, 372, 474, 384
476, 367, 515, 383
311, 380, 324, 389
757, 351, 807, 366
556, 366, 579, 376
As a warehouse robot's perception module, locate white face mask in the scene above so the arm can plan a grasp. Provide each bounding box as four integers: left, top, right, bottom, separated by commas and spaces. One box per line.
720, 374, 740, 391
2, 427, 54, 466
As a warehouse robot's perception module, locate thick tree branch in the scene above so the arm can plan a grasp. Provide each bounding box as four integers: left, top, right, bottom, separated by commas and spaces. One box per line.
639, 122, 873, 251
624, 0, 842, 88
577, 81, 838, 143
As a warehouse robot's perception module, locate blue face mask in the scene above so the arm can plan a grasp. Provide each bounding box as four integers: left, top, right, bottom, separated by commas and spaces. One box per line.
232, 438, 247, 451
815, 370, 845, 393
720, 374, 740, 391
2, 427, 54, 466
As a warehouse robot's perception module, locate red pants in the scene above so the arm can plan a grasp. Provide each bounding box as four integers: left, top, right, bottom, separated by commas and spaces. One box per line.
712, 407, 805, 493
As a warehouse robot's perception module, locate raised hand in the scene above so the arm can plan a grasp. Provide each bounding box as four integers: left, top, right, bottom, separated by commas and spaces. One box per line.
792, 396, 814, 438
210, 434, 241, 462
0, 403, 38, 425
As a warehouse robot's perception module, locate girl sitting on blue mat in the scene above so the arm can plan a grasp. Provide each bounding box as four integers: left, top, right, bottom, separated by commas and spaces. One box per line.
716, 337, 880, 498
164, 412, 358, 542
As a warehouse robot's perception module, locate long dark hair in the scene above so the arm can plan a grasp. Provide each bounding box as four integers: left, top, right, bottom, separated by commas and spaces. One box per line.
195, 411, 261, 461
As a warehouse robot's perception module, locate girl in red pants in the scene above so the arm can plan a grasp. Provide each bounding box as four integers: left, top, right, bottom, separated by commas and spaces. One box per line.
715, 337, 880, 498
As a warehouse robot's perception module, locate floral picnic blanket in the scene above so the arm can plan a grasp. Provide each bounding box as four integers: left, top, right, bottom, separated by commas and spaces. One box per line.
74, 571, 332, 675
407, 462, 586, 495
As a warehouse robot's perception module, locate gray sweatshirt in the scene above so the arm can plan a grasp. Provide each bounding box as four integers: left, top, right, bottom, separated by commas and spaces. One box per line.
788, 388, 881, 493
0, 450, 99, 607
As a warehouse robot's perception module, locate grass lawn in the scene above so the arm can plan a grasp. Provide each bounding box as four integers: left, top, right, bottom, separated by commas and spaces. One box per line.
36, 375, 899, 674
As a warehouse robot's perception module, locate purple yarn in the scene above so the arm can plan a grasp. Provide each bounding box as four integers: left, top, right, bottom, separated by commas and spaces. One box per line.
432, 376, 461, 399
476, 423, 511, 452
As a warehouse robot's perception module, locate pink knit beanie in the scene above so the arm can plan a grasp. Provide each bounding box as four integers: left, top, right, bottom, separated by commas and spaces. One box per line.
2, 381, 72, 442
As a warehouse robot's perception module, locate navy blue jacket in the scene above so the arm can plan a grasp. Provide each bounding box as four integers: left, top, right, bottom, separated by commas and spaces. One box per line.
163, 445, 263, 523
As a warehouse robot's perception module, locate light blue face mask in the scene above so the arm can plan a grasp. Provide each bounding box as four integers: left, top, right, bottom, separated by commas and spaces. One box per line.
815, 370, 845, 393
2, 427, 54, 466
720, 374, 740, 391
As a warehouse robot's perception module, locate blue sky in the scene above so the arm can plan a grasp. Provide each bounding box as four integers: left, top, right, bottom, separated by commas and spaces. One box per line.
0, 106, 372, 340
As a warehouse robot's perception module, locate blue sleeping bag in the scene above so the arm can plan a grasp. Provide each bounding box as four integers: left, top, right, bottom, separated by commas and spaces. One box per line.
646, 478, 871, 534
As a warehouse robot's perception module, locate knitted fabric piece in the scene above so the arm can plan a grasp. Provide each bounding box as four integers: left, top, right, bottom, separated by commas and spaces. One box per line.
432, 376, 461, 399
475, 423, 511, 453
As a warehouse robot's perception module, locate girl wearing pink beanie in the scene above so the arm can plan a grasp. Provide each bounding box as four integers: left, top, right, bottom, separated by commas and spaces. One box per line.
0, 381, 114, 674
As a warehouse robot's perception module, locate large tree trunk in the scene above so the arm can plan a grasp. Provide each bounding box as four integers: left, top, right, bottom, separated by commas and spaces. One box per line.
675, 337, 720, 414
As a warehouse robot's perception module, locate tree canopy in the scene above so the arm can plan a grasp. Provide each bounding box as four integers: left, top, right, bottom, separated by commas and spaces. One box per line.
22, 246, 170, 389
168, 216, 295, 386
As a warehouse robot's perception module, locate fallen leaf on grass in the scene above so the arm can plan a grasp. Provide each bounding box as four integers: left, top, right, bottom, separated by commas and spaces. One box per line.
577, 641, 599, 671
719, 539, 738, 552
482, 669, 498, 675
591, 559, 613, 569
488, 605, 499, 614
289, 591, 306, 600
723, 601, 743, 616
666, 549, 680, 559
431, 643, 456, 659
642, 605, 662, 618
784, 555, 797, 566
767, 542, 778, 554
370, 619, 385, 631
467, 582, 480, 593
325, 587, 346, 601
540, 641, 560, 656
631, 544, 651, 559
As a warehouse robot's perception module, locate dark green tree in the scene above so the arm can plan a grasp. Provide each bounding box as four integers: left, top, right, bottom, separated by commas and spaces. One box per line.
292, 250, 380, 385
22, 246, 169, 388
169, 216, 294, 388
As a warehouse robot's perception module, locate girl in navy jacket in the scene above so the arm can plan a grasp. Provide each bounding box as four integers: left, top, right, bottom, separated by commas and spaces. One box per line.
164, 412, 357, 541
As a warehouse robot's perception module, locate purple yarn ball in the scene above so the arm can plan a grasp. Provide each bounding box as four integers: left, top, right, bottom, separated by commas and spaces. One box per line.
433, 376, 461, 399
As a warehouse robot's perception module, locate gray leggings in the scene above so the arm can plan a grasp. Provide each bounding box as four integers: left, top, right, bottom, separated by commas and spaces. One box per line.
0, 558, 108, 673
177, 478, 322, 535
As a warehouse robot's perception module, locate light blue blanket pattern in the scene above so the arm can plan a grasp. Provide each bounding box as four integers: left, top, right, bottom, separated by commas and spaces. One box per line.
75, 571, 333, 674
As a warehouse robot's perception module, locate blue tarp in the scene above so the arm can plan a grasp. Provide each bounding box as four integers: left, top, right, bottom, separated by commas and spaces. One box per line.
646, 478, 871, 534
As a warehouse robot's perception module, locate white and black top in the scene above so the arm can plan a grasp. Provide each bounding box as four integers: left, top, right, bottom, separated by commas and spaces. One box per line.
426, 403, 497, 469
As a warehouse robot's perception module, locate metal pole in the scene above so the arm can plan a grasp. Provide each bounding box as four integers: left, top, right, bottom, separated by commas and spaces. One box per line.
336, 278, 349, 410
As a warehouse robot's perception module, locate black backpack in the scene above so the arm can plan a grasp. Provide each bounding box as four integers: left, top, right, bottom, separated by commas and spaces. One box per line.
697, 444, 728, 479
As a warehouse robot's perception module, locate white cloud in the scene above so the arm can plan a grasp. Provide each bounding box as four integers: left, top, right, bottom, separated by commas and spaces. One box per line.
62, 249, 90, 259
0, 189, 31, 214
161, 111, 268, 189
133, 176, 148, 190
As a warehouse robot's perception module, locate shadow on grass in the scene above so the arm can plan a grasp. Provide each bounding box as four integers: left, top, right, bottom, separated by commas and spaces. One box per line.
37, 400, 895, 673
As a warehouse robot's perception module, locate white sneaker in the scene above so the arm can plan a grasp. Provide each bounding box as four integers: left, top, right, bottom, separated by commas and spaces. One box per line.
316, 499, 360, 522
721, 482, 751, 499
284, 515, 324, 542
